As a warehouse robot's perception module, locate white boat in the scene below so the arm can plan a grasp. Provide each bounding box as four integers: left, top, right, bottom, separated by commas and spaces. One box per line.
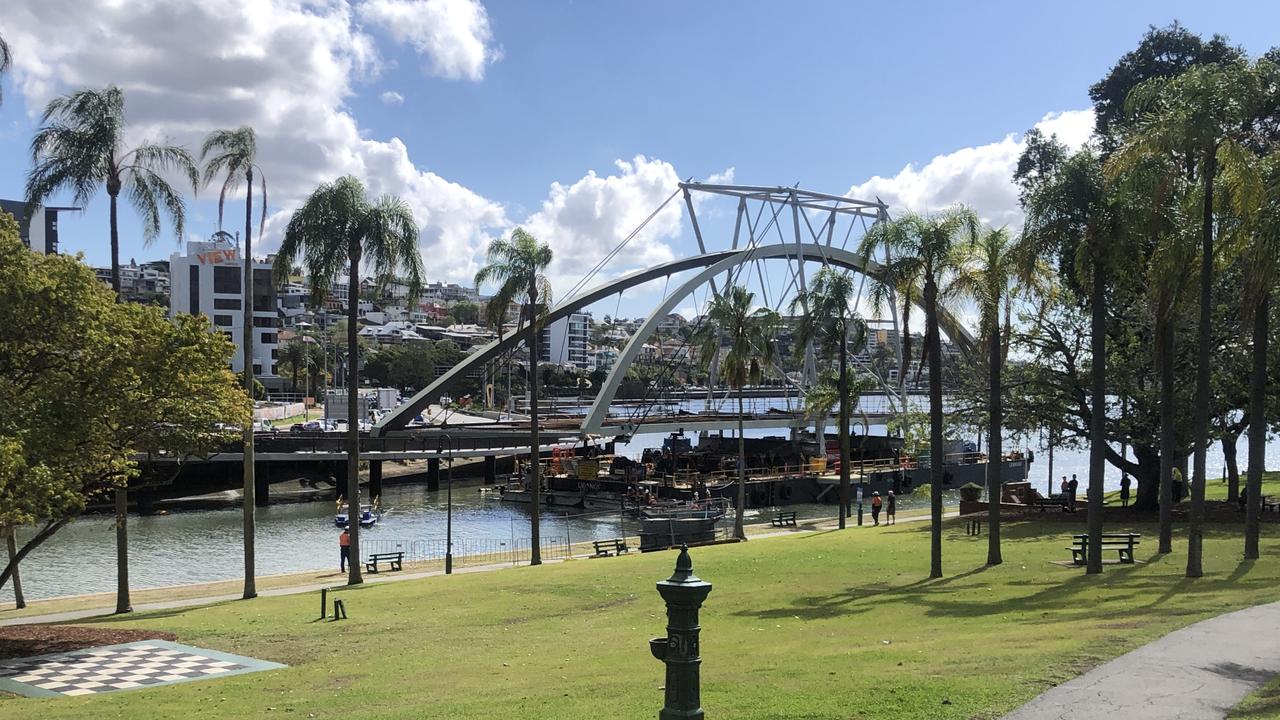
335, 503, 380, 528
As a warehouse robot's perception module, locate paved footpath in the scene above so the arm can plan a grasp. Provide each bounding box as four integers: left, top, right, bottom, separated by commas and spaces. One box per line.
1004, 600, 1280, 719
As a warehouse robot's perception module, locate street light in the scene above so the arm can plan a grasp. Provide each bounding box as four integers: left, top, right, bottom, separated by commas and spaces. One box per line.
437, 433, 454, 574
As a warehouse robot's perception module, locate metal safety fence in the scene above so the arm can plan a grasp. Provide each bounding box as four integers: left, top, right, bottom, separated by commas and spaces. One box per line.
361, 535, 572, 569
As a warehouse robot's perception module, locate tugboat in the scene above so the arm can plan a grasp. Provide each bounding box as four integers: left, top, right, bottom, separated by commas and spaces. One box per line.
637, 498, 729, 551
334, 498, 381, 528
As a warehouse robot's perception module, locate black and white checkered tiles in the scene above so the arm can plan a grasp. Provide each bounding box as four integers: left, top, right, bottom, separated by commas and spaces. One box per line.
0, 641, 283, 697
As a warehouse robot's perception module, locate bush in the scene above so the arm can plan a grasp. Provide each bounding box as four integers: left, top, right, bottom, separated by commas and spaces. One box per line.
959, 483, 984, 502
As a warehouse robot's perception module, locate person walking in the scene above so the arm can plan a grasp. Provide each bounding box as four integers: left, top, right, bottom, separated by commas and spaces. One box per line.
1067, 475, 1079, 513
871, 491, 883, 526
339, 526, 351, 573
886, 490, 896, 525
1120, 475, 1131, 508
1059, 475, 1070, 498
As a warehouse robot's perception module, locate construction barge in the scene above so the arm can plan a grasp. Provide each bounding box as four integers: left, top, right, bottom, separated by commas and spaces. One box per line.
496, 431, 1033, 512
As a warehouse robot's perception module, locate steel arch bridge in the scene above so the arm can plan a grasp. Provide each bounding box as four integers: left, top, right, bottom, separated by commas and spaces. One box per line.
373, 183, 975, 438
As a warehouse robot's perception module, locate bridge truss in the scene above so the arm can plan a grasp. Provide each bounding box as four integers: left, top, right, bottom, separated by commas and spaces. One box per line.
373, 183, 974, 439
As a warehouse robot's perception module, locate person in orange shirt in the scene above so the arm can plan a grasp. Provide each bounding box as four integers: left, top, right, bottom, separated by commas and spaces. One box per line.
339, 526, 351, 572
871, 491, 883, 526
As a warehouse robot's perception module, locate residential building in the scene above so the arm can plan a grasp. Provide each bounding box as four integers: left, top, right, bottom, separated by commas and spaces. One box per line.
169, 237, 281, 387
540, 311, 591, 369
0, 199, 79, 255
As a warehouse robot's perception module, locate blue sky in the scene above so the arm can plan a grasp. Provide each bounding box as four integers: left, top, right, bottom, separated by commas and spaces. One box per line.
1, 1, 1277, 317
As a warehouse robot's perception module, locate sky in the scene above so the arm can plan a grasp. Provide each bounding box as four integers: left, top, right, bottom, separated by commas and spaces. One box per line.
1, 1, 1277, 321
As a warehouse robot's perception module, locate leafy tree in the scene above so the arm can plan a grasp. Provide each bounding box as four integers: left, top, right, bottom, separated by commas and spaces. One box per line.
25, 85, 198, 612
951, 227, 1045, 566
1118, 59, 1273, 577
0, 220, 249, 595
863, 208, 976, 578
201, 126, 268, 600
803, 368, 879, 484
692, 285, 780, 541
1089, 22, 1246, 152
791, 267, 867, 530
475, 228, 553, 565
450, 301, 480, 325
275, 176, 423, 585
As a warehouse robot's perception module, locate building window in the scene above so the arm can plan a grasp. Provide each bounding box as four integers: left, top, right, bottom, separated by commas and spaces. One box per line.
253, 269, 274, 312
222, 332, 234, 343
261, 332, 277, 345
214, 315, 234, 327
271, 349, 279, 360
189, 265, 200, 315
213, 266, 240, 294
253, 316, 277, 327
253, 363, 262, 375
214, 298, 241, 310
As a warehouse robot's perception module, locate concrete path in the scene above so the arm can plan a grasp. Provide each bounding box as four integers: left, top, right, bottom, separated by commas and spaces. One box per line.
1004, 600, 1280, 719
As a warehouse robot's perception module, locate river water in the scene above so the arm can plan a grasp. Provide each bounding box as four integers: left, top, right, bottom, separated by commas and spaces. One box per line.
5, 395, 1278, 602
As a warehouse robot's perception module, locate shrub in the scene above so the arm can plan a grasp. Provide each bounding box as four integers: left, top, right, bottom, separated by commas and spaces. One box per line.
959, 483, 984, 502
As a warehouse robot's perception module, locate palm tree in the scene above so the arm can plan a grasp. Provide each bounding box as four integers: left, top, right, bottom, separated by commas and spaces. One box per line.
1239, 152, 1280, 559
278, 339, 311, 393
0, 33, 11, 106
474, 228, 553, 565
1023, 150, 1122, 574
791, 267, 867, 529
201, 126, 268, 600
1119, 60, 1269, 577
803, 368, 879, 488
274, 176, 423, 585
693, 285, 780, 540
951, 227, 1044, 566
862, 208, 977, 578
25, 85, 197, 612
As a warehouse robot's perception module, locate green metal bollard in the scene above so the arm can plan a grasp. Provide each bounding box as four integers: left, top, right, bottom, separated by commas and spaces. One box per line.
649, 545, 713, 720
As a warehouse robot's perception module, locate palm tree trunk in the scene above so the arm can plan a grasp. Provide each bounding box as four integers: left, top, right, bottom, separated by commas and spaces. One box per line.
924, 275, 943, 579
109, 189, 131, 614
1245, 292, 1268, 559
527, 295, 542, 566
1158, 317, 1175, 554
736, 394, 747, 541
1086, 260, 1106, 574
838, 334, 850, 530
1187, 150, 1216, 579
346, 250, 363, 585
6, 530, 24, 610
241, 169, 257, 600
986, 304, 1003, 566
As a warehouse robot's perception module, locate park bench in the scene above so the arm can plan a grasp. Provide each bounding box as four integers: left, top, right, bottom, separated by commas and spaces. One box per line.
1264, 496, 1280, 513
1067, 532, 1140, 566
1031, 497, 1070, 512
364, 551, 404, 573
771, 511, 798, 527
592, 538, 629, 557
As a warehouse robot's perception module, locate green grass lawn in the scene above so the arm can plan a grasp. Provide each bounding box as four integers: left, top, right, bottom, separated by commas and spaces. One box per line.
6, 509, 1280, 720
1232, 675, 1280, 719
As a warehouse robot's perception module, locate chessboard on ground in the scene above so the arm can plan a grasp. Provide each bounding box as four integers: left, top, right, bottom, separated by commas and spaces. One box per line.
0, 640, 284, 697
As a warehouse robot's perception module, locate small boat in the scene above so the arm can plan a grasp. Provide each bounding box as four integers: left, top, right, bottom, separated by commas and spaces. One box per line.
335, 503, 380, 528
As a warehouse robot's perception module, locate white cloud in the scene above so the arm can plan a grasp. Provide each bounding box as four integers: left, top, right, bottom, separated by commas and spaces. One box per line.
379, 90, 405, 105
848, 109, 1095, 228
358, 0, 500, 82
522, 155, 687, 296
4, 0, 507, 281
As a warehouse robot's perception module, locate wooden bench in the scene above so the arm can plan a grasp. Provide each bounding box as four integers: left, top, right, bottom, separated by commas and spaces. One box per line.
1067, 533, 1140, 565
1031, 497, 1069, 512
365, 552, 404, 573
771, 511, 798, 527
592, 538, 629, 557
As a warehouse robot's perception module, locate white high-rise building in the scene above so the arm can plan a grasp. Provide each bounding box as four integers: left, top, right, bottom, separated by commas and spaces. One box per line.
540, 311, 591, 369
169, 238, 281, 386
